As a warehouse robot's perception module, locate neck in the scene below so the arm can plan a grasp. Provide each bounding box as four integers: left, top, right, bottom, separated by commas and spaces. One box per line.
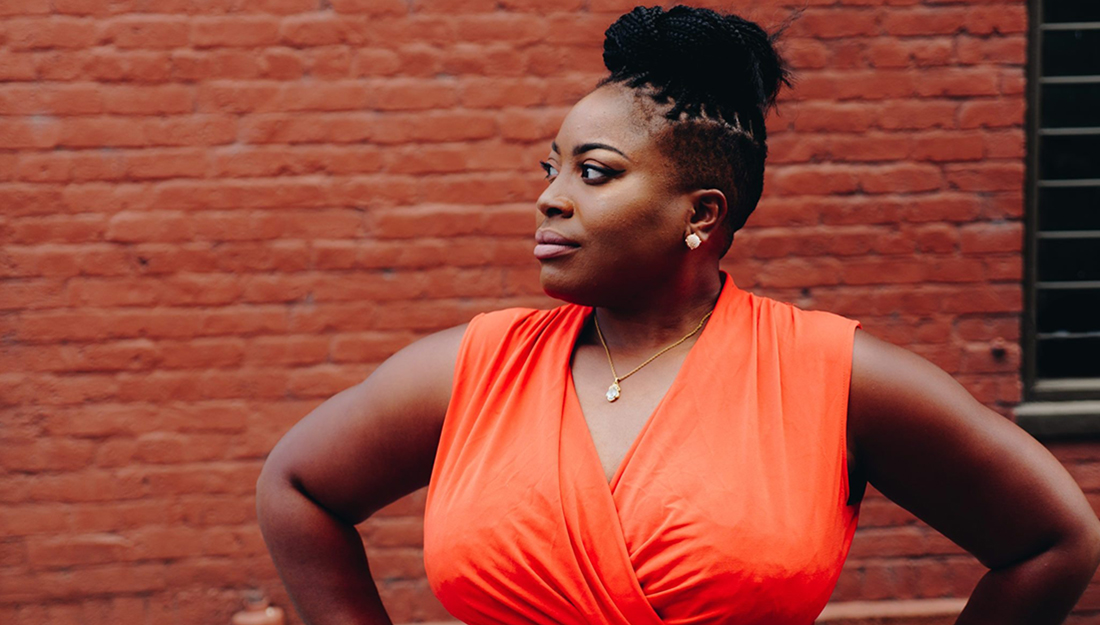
591, 269, 724, 353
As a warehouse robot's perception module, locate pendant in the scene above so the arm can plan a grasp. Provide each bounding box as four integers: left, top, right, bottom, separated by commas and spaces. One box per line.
606, 382, 621, 402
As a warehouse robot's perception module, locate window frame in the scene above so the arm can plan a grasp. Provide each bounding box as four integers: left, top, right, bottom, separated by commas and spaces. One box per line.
1019, 0, 1100, 436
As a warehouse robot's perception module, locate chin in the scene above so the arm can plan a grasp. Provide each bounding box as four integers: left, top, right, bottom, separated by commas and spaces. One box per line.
539, 260, 594, 305
538, 262, 617, 308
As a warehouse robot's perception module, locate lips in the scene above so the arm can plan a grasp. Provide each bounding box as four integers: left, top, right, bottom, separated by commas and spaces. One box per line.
534, 229, 580, 260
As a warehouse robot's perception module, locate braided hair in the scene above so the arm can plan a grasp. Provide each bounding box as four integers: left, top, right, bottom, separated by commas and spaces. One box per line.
600, 5, 791, 249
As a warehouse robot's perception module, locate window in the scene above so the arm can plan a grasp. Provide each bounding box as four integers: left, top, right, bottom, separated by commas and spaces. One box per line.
1020, 0, 1100, 433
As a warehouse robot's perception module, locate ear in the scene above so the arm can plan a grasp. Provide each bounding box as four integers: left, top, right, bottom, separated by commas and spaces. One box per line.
684, 189, 727, 242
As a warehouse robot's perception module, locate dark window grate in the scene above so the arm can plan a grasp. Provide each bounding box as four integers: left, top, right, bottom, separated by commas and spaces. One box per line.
1027, 0, 1100, 398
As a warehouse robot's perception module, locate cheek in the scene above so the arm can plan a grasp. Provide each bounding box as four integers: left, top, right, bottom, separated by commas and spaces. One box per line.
610, 188, 682, 243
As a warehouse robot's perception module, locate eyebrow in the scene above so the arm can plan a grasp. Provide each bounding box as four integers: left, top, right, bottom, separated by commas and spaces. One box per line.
550, 141, 631, 161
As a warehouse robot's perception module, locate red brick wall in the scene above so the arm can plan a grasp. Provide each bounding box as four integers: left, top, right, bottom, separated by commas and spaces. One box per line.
4, 0, 1093, 623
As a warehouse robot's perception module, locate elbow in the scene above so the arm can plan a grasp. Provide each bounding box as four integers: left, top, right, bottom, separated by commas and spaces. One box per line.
1077, 514, 1100, 575
255, 451, 294, 527
1052, 509, 1100, 580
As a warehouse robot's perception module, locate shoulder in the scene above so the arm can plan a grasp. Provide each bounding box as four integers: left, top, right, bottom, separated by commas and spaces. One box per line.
741, 291, 860, 357
751, 292, 857, 328
461, 304, 583, 352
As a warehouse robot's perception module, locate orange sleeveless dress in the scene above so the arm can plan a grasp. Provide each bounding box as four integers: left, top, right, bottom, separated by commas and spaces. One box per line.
424, 275, 861, 625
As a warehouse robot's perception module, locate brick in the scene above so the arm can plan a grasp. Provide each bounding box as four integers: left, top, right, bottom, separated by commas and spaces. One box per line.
191, 16, 280, 48
859, 164, 944, 194
942, 284, 1022, 314
545, 13, 612, 46
259, 48, 306, 79
790, 102, 877, 133
959, 222, 1022, 254
158, 338, 246, 369
27, 534, 131, 568
965, 5, 1028, 35
416, 0, 496, 11
353, 48, 402, 76
105, 16, 190, 49
881, 8, 966, 35
126, 148, 208, 180
915, 69, 1001, 97
242, 0, 317, 12
79, 50, 173, 83
6, 17, 102, 50
878, 100, 958, 130
0, 84, 94, 116
454, 14, 548, 44
755, 258, 845, 288
58, 117, 146, 148
983, 130, 1025, 159
790, 9, 879, 38
443, 42, 529, 76
0, 51, 37, 80
197, 81, 281, 113
304, 46, 353, 78
6, 215, 107, 243
370, 78, 458, 111
102, 85, 194, 115
829, 70, 920, 100
945, 162, 1024, 192
781, 38, 830, 70
106, 211, 193, 243
982, 191, 1025, 220
1000, 68, 1026, 96
824, 134, 911, 163
0, 279, 69, 310
330, 332, 414, 363
279, 81, 372, 112
915, 225, 959, 253
457, 77, 548, 108
959, 100, 1024, 129
378, 110, 499, 143
0, 0, 50, 15
240, 112, 374, 144
51, 0, 114, 15
131, 432, 233, 464
1, 439, 97, 471
842, 258, 927, 285
957, 35, 1027, 66
172, 49, 263, 81
279, 14, 365, 47
330, 0, 407, 14
911, 131, 985, 162
867, 38, 954, 68
0, 119, 61, 149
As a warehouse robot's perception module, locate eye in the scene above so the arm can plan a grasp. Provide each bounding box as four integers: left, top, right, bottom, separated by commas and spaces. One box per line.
539, 161, 558, 180
580, 163, 618, 183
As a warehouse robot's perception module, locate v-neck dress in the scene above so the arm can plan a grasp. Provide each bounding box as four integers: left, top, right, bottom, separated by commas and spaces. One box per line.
423, 275, 861, 625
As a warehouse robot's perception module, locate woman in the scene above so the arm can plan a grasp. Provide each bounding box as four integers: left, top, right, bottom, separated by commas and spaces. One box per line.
255, 6, 1100, 625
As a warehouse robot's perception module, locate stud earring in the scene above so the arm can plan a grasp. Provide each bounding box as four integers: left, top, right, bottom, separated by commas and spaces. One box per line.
685, 233, 702, 250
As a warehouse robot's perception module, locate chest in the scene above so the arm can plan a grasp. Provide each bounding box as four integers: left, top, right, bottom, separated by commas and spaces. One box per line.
570, 342, 693, 482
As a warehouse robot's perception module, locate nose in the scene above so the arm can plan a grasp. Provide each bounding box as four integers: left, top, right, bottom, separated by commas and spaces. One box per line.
536, 183, 574, 219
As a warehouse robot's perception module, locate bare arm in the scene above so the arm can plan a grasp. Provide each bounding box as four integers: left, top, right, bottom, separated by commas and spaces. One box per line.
255, 324, 466, 625
848, 330, 1100, 625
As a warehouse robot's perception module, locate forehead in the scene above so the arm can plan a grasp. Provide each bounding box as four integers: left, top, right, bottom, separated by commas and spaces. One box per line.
552, 84, 664, 157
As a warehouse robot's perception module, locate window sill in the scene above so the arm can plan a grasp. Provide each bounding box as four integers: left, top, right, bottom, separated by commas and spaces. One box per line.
1014, 401, 1100, 439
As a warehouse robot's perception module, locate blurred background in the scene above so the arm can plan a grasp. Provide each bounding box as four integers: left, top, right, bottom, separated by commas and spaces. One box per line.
2, 0, 1099, 623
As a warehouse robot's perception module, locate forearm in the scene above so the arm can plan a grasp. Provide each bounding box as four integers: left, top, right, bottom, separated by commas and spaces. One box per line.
955, 537, 1100, 625
256, 473, 394, 625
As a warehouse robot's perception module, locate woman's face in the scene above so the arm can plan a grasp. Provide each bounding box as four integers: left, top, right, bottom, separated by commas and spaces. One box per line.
535, 84, 693, 307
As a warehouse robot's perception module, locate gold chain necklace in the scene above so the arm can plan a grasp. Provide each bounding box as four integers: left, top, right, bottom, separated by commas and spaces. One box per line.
592, 309, 713, 402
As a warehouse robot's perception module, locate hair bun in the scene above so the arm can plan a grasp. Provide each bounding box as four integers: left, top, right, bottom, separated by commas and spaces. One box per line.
603, 5, 789, 125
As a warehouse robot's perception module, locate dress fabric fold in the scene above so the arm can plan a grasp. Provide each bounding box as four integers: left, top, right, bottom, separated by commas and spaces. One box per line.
424, 274, 861, 625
